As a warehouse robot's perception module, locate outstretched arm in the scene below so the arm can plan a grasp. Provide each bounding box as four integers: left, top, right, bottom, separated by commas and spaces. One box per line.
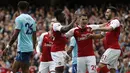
53, 17, 77, 33
93, 26, 113, 32
90, 33, 105, 39
92, 20, 120, 32
86, 32, 105, 39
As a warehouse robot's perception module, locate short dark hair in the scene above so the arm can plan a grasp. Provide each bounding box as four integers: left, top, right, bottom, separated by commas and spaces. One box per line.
54, 9, 63, 19
108, 6, 117, 15
18, 1, 29, 10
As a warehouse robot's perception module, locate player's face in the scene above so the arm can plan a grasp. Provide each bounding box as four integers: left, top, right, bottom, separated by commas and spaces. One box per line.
105, 9, 112, 20
80, 16, 88, 28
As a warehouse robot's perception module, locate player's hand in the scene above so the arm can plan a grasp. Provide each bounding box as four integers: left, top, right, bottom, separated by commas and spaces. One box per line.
2, 45, 11, 59
3, 45, 10, 54
85, 34, 93, 39
63, 52, 71, 63
64, 55, 71, 63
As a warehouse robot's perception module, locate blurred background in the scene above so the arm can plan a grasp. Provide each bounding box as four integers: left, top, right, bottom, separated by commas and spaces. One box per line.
0, 0, 130, 73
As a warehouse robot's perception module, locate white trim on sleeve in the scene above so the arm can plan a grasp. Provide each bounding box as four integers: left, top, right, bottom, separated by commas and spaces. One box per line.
110, 19, 120, 29
53, 23, 63, 31
36, 32, 48, 53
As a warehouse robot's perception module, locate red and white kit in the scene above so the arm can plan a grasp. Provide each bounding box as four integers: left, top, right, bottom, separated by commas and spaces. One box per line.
65, 25, 98, 73
101, 19, 121, 69
37, 32, 55, 73
51, 22, 68, 67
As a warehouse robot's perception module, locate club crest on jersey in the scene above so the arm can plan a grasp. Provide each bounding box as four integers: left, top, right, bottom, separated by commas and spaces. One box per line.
77, 34, 88, 41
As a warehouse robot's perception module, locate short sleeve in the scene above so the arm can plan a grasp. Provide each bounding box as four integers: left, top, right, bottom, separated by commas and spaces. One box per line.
69, 37, 76, 47
53, 23, 63, 31
65, 28, 75, 38
110, 19, 120, 29
36, 33, 46, 53
15, 18, 22, 30
33, 21, 36, 32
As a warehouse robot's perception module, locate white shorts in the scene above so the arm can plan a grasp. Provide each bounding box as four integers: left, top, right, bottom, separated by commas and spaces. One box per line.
51, 51, 68, 67
38, 61, 55, 73
100, 48, 121, 69
77, 56, 97, 73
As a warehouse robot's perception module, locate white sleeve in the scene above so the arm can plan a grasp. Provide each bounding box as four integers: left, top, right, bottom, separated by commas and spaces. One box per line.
36, 33, 46, 53
110, 19, 120, 29
53, 23, 63, 31
65, 28, 75, 38
88, 25, 100, 30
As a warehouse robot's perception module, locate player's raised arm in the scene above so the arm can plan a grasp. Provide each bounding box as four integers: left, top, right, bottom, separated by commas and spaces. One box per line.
53, 9, 77, 33
60, 17, 77, 33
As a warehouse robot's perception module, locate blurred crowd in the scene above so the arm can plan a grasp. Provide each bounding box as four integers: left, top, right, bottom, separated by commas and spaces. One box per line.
0, 3, 130, 73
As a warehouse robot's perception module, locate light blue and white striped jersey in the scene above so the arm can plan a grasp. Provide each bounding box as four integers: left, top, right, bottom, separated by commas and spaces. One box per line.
15, 14, 36, 52
69, 37, 78, 64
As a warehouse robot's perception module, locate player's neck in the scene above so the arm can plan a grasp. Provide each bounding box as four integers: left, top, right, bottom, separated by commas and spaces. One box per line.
48, 31, 53, 39
110, 16, 116, 20
20, 10, 28, 14
78, 25, 85, 29
48, 31, 51, 35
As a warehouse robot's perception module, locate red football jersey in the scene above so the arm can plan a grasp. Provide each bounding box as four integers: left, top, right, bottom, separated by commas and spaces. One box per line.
51, 23, 67, 52
66, 26, 95, 57
100, 66, 110, 73
103, 19, 120, 50
0, 67, 10, 73
38, 32, 53, 62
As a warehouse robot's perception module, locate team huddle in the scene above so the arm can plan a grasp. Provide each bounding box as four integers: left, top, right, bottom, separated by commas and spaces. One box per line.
3, 1, 121, 73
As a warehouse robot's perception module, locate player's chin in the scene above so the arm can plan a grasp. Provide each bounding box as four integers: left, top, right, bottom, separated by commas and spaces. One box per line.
81, 25, 86, 28
105, 16, 109, 20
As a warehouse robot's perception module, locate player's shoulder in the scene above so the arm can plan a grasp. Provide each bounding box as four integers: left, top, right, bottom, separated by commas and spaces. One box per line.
40, 32, 48, 37
25, 14, 35, 21
71, 27, 78, 31
28, 14, 35, 20
111, 19, 120, 24
15, 14, 22, 21
15, 14, 26, 21
70, 36, 76, 41
53, 22, 61, 26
